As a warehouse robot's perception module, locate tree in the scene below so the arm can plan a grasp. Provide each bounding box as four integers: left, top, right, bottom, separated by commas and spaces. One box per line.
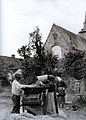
17, 27, 45, 84
64, 48, 86, 79
29, 27, 44, 59
17, 27, 57, 84
17, 45, 31, 59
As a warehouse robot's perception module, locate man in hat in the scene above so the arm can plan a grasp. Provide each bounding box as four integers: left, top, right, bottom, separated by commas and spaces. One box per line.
11, 73, 35, 114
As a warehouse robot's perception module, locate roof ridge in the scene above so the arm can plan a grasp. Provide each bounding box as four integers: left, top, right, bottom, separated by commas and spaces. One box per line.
53, 23, 76, 36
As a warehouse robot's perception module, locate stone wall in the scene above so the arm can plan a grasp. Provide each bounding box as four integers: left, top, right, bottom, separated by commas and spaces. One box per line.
44, 24, 76, 58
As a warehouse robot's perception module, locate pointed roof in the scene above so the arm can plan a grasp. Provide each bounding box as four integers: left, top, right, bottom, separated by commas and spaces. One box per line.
83, 11, 86, 30
44, 23, 77, 47
79, 12, 86, 33
44, 23, 86, 53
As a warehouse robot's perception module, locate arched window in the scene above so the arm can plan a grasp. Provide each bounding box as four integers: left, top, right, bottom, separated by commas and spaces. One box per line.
51, 45, 62, 59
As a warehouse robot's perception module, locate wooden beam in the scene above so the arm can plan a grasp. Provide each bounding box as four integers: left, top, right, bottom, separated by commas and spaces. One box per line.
25, 106, 42, 116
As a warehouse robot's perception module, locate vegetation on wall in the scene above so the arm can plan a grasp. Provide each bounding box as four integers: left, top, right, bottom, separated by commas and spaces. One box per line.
64, 48, 86, 80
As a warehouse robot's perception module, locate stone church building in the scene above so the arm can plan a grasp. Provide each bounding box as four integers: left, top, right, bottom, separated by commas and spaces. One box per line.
44, 13, 86, 100
44, 12, 86, 59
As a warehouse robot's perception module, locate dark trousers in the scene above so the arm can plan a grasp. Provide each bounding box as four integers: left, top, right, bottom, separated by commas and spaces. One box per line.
11, 94, 20, 114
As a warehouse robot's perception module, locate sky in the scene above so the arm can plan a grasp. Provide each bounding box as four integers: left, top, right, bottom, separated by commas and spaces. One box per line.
0, 0, 86, 58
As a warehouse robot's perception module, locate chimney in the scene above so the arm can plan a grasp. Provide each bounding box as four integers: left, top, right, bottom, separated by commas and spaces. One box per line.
11, 54, 15, 58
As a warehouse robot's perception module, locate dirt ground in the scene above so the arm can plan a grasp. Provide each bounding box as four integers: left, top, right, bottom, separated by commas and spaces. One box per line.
0, 86, 86, 120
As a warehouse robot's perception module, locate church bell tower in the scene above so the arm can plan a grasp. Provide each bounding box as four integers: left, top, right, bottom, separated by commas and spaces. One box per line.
78, 12, 86, 39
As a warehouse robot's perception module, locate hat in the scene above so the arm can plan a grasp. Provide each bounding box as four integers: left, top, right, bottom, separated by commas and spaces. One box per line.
15, 73, 21, 78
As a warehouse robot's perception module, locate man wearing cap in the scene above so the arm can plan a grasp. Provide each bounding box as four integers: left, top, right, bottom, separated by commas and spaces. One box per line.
11, 73, 35, 114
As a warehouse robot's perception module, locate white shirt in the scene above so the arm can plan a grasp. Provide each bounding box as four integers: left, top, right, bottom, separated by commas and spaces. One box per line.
36, 75, 48, 86
12, 79, 22, 96
12, 79, 36, 96
37, 74, 48, 81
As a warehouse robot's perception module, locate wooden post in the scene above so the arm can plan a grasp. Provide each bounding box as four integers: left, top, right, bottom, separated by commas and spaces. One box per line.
54, 83, 59, 114
22, 102, 25, 112
43, 89, 48, 115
